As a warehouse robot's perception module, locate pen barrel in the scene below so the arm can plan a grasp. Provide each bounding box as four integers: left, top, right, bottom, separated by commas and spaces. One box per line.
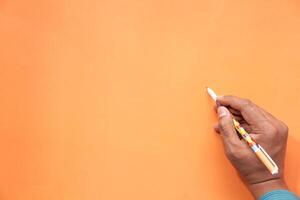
233, 119, 278, 175
252, 145, 278, 175
255, 150, 276, 173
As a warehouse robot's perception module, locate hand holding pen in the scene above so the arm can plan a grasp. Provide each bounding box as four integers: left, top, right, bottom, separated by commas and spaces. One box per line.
208, 91, 289, 199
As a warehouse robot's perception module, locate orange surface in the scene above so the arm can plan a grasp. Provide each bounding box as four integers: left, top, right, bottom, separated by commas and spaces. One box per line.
0, 0, 300, 199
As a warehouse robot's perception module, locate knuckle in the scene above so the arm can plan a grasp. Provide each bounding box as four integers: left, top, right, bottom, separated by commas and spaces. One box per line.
241, 99, 254, 109
244, 99, 252, 105
251, 133, 259, 141
226, 95, 235, 99
268, 125, 278, 135
225, 147, 235, 157
219, 123, 226, 133
219, 119, 226, 128
214, 123, 220, 133
226, 148, 243, 161
219, 120, 231, 132
280, 123, 289, 134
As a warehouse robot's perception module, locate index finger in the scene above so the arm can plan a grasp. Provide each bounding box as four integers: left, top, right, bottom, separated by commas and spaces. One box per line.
216, 95, 267, 126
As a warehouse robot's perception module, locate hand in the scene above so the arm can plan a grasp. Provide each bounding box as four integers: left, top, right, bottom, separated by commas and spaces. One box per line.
214, 95, 288, 199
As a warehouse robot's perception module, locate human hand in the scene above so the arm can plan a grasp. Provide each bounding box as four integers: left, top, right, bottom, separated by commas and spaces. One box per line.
214, 96, 288, 199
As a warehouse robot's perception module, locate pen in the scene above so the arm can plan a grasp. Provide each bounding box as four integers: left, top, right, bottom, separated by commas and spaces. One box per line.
207, 87, 278, 175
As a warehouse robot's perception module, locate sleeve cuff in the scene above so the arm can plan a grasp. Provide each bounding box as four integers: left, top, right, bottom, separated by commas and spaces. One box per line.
260, 190, 299, 200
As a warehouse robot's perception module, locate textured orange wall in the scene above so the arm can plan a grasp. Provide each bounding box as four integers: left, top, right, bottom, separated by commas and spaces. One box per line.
0, 0, 300, 199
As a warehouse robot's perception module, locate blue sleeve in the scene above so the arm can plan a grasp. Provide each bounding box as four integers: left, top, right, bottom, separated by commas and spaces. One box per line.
260, 190, 299, 200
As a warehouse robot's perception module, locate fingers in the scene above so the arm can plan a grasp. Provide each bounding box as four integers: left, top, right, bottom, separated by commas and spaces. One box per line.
217, 106, 244, 150
228, 107, 241, 116
214, 123, 220, 133
217, 96, 268, 126
214, 121, 252, 135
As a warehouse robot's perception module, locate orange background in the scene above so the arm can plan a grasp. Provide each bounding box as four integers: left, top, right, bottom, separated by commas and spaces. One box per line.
0, 0, 300, 199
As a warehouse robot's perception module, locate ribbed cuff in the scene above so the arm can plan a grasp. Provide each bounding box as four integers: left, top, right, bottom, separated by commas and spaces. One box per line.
260, 190, 299, 200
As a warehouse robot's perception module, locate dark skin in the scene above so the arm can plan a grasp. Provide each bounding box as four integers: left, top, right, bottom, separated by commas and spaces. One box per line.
213, 95, 290, 199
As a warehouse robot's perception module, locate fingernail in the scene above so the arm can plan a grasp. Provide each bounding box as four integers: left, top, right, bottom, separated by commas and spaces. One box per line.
218, 106, 228, 118
216, 95, 223, 100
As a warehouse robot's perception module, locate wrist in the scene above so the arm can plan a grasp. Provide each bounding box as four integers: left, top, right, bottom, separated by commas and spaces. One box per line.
248, 178, 288, 199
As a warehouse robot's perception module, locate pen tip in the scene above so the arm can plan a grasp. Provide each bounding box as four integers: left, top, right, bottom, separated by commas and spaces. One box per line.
206, 87, 217, 101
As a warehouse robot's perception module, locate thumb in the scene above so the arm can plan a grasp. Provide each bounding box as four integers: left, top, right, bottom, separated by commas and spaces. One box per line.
217, 106, 242, 148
